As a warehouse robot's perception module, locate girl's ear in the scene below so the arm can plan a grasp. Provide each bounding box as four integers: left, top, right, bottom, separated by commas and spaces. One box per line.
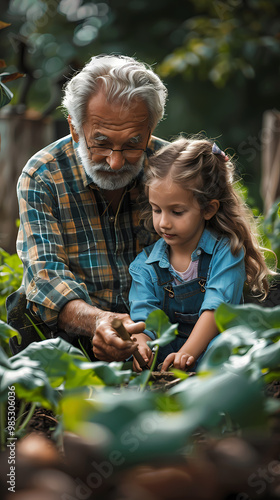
204, 200, 220, 220
67, 115, 79, 143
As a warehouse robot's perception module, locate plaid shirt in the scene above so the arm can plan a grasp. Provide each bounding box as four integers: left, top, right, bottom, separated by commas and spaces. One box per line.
16, 134, 166, 330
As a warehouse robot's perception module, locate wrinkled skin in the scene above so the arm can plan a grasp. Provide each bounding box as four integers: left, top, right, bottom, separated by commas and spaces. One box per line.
58, 299, 151, 365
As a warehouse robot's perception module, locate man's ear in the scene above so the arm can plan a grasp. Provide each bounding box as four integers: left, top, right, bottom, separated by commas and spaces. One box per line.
204, 200, 220, 220
67, 115, 79, 143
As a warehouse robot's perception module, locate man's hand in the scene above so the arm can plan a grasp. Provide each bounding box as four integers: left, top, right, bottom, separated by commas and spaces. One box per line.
58, 299, 146, 362
130, 333, 154, 372
161, 351, 195, 372
93, 311, 146, 362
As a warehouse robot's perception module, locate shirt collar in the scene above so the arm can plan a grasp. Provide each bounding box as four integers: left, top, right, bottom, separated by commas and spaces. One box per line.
193, 227, 219, 258
72, 140, 90, 188
145, 227, 219, 267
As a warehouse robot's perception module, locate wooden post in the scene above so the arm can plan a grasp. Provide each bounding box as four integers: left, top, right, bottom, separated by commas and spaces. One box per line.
0, 112, 55, 253
261, 110, 280, 214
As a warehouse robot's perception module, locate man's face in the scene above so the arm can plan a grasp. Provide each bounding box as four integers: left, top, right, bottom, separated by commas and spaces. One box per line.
77, 91, 150, 190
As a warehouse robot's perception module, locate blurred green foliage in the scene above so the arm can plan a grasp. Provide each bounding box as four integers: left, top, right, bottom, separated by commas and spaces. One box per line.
262, 199, 280, 266
1, 305, 280, 455
0, 20, 25, 108
0, 248, 23, 322
1, 0, 280, 209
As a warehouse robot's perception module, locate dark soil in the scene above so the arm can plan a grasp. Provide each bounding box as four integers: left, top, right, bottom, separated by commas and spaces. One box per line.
26, 408, 59, 440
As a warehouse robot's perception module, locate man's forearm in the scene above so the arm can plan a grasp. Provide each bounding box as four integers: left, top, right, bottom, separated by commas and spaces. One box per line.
57, 299, 101, 338
57, 299, 147, 362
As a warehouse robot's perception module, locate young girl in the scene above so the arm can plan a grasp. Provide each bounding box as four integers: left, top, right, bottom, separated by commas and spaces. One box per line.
129, 136, 271, 372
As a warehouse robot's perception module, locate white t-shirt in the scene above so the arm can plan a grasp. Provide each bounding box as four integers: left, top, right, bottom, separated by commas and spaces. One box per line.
171, 259, 199, 285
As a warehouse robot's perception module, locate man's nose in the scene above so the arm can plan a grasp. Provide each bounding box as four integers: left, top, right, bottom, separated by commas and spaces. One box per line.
106, 151, 125, 171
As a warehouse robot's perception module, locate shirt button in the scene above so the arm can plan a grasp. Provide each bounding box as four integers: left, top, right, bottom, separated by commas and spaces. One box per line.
109, 216, 115, 222
197, 249, 202, 255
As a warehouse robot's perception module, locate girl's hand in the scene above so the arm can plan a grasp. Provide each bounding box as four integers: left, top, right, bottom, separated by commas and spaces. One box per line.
161, 352, 195, 372
131, 333, 154, 372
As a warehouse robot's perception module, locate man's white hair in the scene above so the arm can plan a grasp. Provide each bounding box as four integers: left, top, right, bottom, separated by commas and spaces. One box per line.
62, 54, 168, 133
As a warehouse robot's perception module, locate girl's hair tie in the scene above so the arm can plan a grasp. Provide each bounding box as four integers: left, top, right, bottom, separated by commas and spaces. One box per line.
212, 142, 229, 161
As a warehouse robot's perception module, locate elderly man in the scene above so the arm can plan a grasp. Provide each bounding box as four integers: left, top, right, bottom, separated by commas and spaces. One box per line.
7, 54, 168, 362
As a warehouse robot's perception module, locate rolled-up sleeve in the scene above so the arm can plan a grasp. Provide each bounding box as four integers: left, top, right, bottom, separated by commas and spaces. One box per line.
200, 239, 246, 315
129, 253, 161, 340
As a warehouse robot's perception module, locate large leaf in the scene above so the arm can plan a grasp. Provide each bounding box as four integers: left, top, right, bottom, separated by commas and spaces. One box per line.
251, 339, 280, 370
13, 338, 132, 389
66, 390, 157, 436
215, 303, 280, 336
60, 367, 266, 465
169, 368, 265, 429
197, 326, 267, 373
0, 249, 23, 321
145, 310, 178, 348
0, 347, 58, 409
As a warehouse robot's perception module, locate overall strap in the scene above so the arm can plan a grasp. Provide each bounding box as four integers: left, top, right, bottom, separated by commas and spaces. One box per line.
142, 239, 218, 296
196, 236, 220, 292
198, 251, 212, 277
196, 251, 212, 294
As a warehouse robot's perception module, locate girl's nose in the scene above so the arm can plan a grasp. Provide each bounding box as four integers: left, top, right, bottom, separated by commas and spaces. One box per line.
106, 151, 125, 171
160, 212, 171, 229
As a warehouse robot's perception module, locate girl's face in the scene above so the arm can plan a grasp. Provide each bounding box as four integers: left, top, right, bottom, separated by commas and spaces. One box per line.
149, 177, 206, 254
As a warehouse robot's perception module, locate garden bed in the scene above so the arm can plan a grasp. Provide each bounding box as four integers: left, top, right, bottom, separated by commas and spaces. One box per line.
1, 304, 280, 500
1, 378, 280, 500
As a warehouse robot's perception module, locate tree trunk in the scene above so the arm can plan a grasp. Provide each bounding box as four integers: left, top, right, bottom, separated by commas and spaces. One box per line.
261, 109, 280, 214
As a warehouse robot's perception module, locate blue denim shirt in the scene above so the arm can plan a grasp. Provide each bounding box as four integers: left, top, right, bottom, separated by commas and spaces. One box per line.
129, 228, 246, 340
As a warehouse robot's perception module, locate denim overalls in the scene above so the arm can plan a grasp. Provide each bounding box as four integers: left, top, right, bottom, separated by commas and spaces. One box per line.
143, 246, 213, 365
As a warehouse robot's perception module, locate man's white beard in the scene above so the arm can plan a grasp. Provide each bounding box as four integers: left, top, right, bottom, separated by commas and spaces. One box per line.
77, 139, 145, 190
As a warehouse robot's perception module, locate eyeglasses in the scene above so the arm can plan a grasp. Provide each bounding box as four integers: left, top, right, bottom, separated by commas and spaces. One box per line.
83, 130, 150, 160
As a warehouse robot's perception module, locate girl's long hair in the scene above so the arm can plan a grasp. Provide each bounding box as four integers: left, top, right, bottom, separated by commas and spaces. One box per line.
142, 135, 274, 298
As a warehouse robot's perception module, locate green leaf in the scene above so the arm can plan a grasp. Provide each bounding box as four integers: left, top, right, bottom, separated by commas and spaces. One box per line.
61, 389, 157, 436
0, 81, 13, 108
145, 310, 178, 348
0, 249, 23, 322
215, 303, 280, 336
90, 361, 132, 387
13, 338, 132, 389
25, 314, 46, 341
128, 368, 151, 387
262, 328, 280, 342
252, 339, 280, 370
169, 368, 190, 380
0, 320, 21, 346
170, 368, 265, 428
60, 395, 114, 445
264, 370, 280, 383
0, 347, 58, 409
197, 326, 256, 372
